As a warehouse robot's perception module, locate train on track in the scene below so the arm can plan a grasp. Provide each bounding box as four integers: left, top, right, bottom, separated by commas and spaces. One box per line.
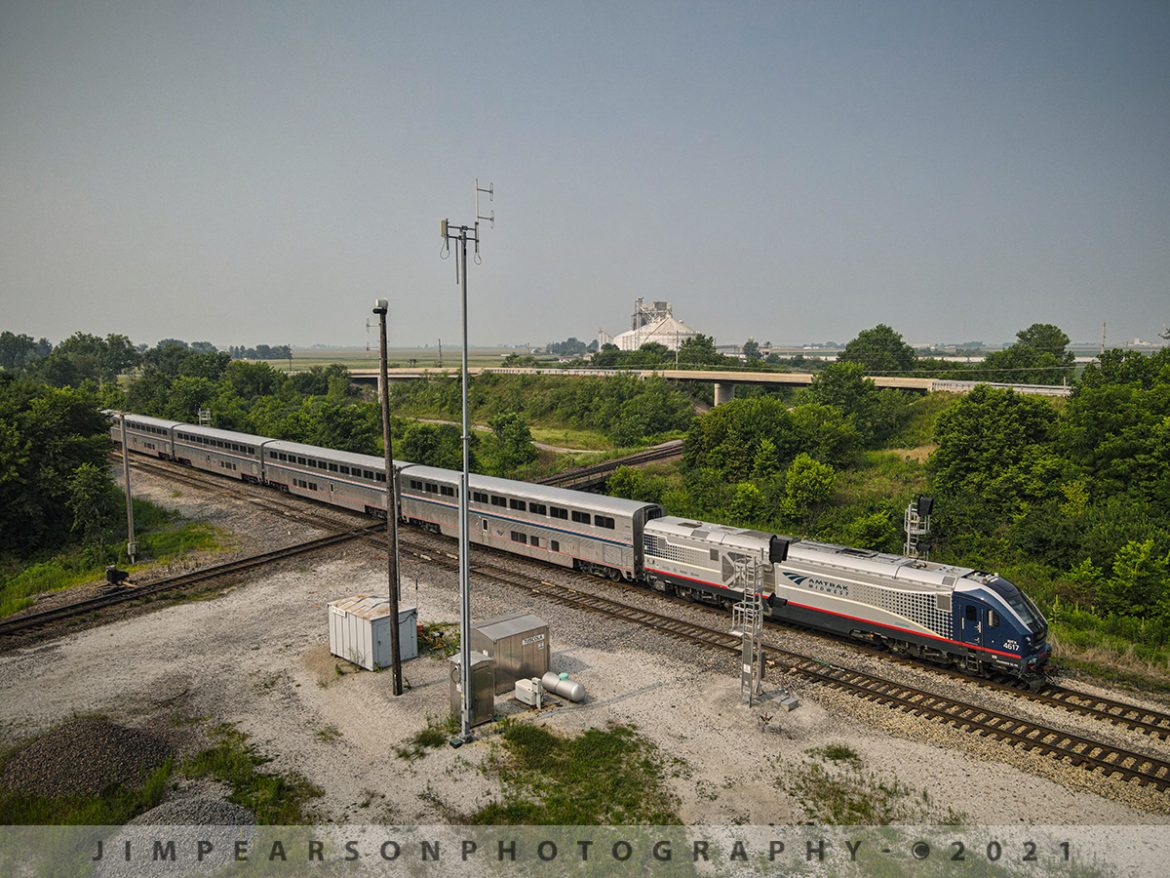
109, 412, 1052, 681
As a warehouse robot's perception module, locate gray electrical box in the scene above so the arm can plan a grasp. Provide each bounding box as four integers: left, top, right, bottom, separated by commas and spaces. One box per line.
472, 613, 550, 694
449, 651, 495, 728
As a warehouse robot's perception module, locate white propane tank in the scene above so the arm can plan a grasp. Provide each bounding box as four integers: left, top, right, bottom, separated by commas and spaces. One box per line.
541, 671, 586, 703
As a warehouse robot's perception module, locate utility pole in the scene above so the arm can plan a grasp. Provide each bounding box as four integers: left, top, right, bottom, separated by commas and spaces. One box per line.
440, 178, 493, 742
437, 338, 443, 369
373, 299, 404, 696
119, 413, 137, 563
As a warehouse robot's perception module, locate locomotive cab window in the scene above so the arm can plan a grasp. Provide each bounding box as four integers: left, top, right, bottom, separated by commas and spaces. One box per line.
965, 606, 978, 621
987, 609, 1000, 628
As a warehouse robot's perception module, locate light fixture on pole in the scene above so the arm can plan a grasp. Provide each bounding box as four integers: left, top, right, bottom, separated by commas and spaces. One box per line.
373, 298, 404, 696
440, 179, 494, 743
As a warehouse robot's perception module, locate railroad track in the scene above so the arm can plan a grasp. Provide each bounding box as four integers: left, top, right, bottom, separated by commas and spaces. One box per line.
396, 533, 1170, 792
537, 440, 683, 488
0, 523, 383, 642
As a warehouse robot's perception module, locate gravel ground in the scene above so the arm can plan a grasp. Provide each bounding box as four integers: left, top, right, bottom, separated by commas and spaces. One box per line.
0, 718, 172, 798
1, 469, 1168, 827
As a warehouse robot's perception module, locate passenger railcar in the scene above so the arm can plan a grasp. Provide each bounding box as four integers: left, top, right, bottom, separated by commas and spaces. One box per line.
398, 464, 662, 581
262, 439, 400, 516
172, 424, 268, 482
108, 413, 180, 459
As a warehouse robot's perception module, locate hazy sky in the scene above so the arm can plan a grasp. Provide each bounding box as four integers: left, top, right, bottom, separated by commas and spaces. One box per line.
2, 2, 1167, 349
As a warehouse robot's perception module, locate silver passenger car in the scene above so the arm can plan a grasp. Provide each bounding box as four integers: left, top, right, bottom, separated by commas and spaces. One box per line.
398, 464, 662, 580
262, 439, 402, 515
108, 412, 181, 459
172, 423, 269, 482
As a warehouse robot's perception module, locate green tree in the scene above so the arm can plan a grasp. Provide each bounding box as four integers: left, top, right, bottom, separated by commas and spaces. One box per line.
1098, 539, 1169, 617
742, 339, 762, 363
0, 331, 51, 372
676, 334, 726, 368
929, 385, 1062, 509
838, 324, 916, 374
66, 462, 121, 546
400, 422, 468, 470
783, 453, 836, 518
224, 360, 286, 399
974, 323, 1075, 385
1060, 348, 1170, 504
0, 380, 112, 552
486, 412, 538, 475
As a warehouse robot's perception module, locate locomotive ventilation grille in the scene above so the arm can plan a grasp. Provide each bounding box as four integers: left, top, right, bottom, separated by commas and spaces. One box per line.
847, 581, 953, 638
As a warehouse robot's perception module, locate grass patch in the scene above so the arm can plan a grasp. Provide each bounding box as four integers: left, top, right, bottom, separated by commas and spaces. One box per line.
882, 392, 957, 449
528, 425, 614, 451
0, 759, 172, 825
418, 622, 460, 657
470, 722, 681, 825
807, 743, 863, 768
395, 713, 459, 761
315, 725, 342, 744
182, 724, 321, 824
0, 496, 226, 619
784, 749, 963, 825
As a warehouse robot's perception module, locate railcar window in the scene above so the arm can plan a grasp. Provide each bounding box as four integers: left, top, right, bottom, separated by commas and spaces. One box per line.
491, 496, 507, 507
595, 516, 615, 529
376, 473, 386, 483
551, 540, 560, 552
987, 609, 1000, 628
338, 466, 348, 474
530, 503, 546, 516
410, 479, 422, 490
530, 536, 540, 548
329, 464, 338, 472
440, 485, 454, 496
363, 470, 374, 480
550, 507, 568, 520
298, 457, 307, 465
571, 511, 589, 524
473, 491, 488, 503
510, 531, 527, 544
509, 499, 526, 511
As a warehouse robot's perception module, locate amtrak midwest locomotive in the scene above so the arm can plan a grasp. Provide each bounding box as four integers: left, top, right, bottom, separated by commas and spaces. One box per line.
110, 413, 1052, 680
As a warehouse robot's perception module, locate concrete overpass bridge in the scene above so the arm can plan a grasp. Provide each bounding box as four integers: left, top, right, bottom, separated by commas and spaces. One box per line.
349, 366, 1070, 402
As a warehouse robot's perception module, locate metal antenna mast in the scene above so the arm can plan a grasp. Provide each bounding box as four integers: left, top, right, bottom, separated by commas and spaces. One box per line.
440, 179, 494, 743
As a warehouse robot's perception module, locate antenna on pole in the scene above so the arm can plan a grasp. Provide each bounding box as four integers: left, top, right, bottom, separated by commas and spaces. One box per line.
366, 318, 372, 353
441, 180, 496, 744
474, 179, 494, 264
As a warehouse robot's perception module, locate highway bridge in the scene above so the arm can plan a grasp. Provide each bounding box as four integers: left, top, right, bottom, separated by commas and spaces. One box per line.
349, 366, 1071, 401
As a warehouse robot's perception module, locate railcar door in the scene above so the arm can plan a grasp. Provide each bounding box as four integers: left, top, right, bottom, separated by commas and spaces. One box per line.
957, 599, 983, 647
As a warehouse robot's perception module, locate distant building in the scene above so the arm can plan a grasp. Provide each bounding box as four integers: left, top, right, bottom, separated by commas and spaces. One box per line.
599, 298, 701, 352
